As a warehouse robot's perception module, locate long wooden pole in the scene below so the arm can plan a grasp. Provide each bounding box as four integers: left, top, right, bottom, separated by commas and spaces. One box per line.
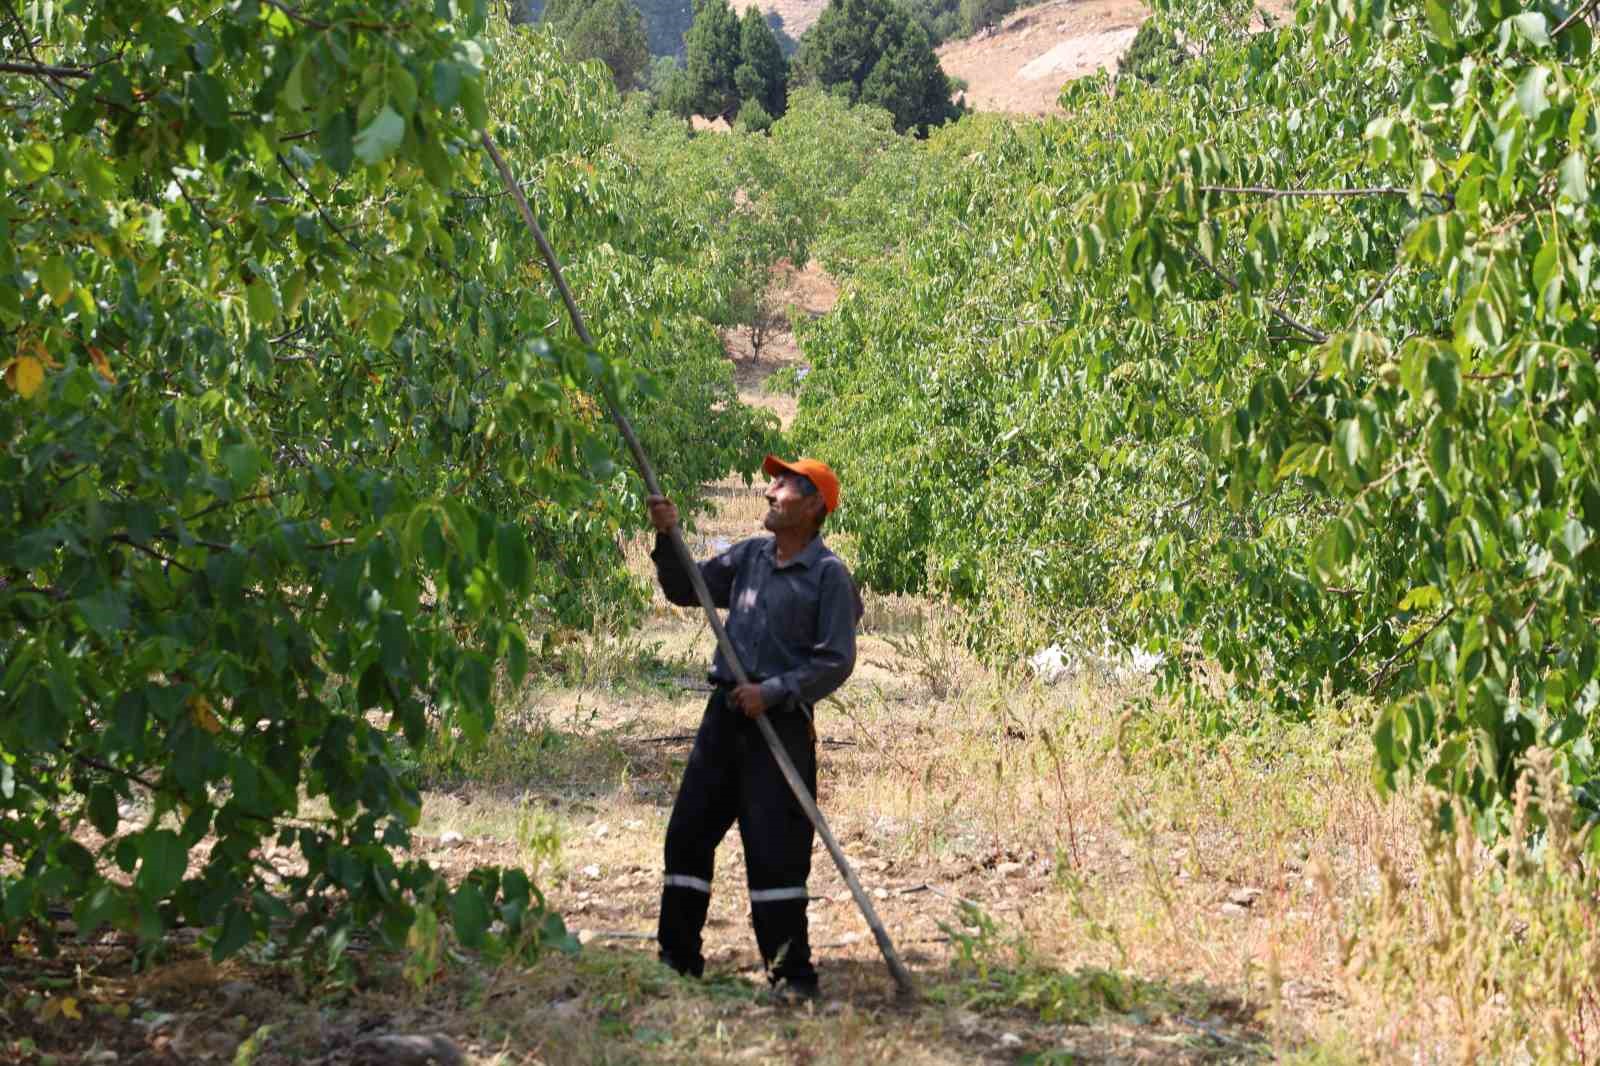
480, 132, 916, 998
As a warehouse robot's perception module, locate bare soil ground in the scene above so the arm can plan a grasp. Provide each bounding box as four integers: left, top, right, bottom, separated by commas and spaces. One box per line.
728, 0, 1149, 117
940, 0, 1148, 116
731, 0, 828, 44
720, 259, 837, 430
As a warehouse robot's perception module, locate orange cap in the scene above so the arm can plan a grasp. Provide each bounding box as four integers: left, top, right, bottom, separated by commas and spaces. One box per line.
762, 454, 840, 513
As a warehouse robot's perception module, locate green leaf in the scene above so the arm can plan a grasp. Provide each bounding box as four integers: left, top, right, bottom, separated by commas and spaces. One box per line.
1423, 0, 1455, 44
451, 883, 491, 948
389, 67, 419, 116
353, 106, 406, 165
1515, 66, 1549, 120
222, 443, 261, 489
212, 904, 255, 961
1427, 420, 1454, 477
12, 142, 53, 182
134, 830, 188, 902
88, 785, 120, 836
321, 109, 355, 173
460, 74, 489, 131
39, 255, 72, 305
1558, 152, 1589, 203
1561, 519, 1590, 561
433, 60, 462, 107
245, 277, 277, 327
1426, 351, 1461, 412
188, 73, 229, 128
282, 50, 313, 113
496, 523, 532, 597
366, 296, 405, 349
77, 587, 130, 639
1509, 12, 1550, 48
1335, 418, 1365, 471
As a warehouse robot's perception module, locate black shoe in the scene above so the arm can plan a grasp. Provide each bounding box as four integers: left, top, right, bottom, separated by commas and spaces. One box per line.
660, 950, 704, 978
762, 977, 820, 1005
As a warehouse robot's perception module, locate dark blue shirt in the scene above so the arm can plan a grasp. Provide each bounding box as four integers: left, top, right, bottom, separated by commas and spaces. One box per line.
652, 533, 862, 710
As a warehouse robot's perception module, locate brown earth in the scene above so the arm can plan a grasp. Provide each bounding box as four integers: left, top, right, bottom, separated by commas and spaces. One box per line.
940, 0, 1148, 116
727, 0, 1150, 117
732, 0, 828, 43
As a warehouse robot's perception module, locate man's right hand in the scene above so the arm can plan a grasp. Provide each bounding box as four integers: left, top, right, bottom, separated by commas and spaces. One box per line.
646, 495, 678, 533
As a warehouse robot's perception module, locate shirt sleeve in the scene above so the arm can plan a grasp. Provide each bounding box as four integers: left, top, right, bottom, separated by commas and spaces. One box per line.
651, 533, 740, 609
759, 557, 861, 710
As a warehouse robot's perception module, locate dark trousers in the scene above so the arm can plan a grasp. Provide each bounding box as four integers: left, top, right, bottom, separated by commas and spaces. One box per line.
658, 688, 818, 984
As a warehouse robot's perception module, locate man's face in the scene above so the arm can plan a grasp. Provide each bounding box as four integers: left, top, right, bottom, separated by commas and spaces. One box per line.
763, 472, 823, 534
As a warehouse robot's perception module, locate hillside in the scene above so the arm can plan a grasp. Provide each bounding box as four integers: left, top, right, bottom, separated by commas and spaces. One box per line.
938, 0, 1145, 115
732, 0, 827, 43
725, 0, 1145, 114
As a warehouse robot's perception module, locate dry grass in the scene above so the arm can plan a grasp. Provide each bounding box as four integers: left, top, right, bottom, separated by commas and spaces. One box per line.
10, 524, 1596, 1064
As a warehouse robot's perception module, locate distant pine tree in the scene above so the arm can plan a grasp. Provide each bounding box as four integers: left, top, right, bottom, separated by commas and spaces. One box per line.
792, 0, 961, 135
543, 0, 652, 90
734, 6, 788, 118
683, 0, 743, 118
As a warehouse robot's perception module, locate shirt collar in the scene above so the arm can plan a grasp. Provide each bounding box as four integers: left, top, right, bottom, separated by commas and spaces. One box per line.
765, 534, 825, 570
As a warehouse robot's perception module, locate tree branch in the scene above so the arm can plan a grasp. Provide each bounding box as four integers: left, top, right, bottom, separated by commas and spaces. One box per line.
1349, 259, 1403, 326
1368, 610, 1452, 693
277, 152, 365, 255
1554, 0, 1600, 34
183, 492, 278, 523
0, 59, 91, 79
1180, 238, 1330, 343
1198, 183, 1453, 208
108, 533, 194, 572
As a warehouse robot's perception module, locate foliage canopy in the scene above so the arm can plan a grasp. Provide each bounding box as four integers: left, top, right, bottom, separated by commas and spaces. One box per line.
794, 0, 1600, 831
1, 1, 773, 956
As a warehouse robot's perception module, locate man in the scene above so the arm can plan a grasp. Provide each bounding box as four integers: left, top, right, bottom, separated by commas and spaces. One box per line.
646, 454, 862, 1001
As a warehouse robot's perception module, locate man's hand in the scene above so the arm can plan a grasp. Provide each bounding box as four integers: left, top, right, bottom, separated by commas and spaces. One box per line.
646, 494, 678, 533
730, 683, 766, 719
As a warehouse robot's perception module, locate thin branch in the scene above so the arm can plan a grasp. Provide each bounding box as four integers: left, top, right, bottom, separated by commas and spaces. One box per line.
108, 533, 194, 572
1349, 258, 1403, 326
1199, 183, 1453, 208
277, 152, 364, 255
74, 752, 160, 793
1, 2, 70, 101
1334, 620, 1386, 672
1554, 0, 1600, 34
183, 491, 278, 523
1368, 610, 1452, 693
0, 59, 91, 79
1180, 238, 1330, 343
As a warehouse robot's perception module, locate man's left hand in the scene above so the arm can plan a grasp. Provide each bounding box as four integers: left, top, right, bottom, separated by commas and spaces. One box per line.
731, 683, 766, 719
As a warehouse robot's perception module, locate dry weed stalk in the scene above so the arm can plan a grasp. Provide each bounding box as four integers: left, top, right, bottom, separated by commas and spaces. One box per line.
1340, 749, 1599, 1064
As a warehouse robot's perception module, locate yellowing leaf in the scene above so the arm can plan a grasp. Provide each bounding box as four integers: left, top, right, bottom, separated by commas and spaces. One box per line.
39, 995, 80, 1021
88, 345, 115, 383
4, 355, 45, 398
188, 695, 223, 735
